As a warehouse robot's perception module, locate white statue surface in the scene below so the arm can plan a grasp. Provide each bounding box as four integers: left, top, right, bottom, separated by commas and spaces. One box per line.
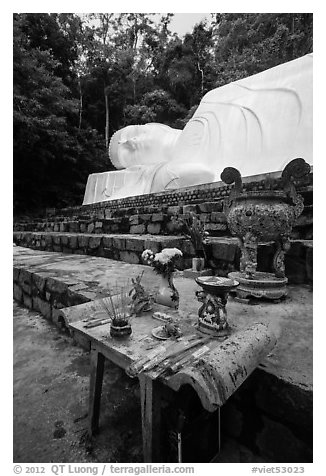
83, 54, 312, 205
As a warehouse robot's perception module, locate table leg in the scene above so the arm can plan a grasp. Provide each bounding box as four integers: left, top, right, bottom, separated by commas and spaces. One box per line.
88, 348, 105, 436
139, 374, 162, 462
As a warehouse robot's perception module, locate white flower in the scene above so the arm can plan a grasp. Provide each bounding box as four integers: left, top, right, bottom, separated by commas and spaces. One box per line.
161, 247, 183, 258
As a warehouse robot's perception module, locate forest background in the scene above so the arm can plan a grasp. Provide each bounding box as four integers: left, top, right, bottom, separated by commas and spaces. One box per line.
13, 12, 313, 214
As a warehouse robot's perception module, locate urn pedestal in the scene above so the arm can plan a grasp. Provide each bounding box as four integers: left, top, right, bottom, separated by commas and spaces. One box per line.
220, 158, 310, 300
195, 276, 239, 337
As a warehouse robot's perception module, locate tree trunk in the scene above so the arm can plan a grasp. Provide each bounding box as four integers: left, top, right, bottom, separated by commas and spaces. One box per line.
104, 86, 110, 151
78, 77, 83, 131
197, 61, 204, 99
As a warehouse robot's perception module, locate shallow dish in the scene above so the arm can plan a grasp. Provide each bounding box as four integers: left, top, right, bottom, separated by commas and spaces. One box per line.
151, 326, 169, 340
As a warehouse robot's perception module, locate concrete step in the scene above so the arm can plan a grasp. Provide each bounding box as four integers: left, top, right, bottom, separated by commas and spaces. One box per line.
13, 231, 313, 284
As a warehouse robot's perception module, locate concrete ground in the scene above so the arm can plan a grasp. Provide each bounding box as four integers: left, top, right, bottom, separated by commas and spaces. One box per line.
13, 302, 143, 463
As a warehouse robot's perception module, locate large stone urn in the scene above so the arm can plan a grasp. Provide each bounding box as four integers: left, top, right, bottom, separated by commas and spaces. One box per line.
220, 158, 310, 299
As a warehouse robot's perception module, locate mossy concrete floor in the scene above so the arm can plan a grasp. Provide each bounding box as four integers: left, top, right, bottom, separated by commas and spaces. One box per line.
13, 302, 143, 463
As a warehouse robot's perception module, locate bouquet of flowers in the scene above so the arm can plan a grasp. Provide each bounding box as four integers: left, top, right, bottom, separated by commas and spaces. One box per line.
142, 247, 183, 277
172, 212, 209, 259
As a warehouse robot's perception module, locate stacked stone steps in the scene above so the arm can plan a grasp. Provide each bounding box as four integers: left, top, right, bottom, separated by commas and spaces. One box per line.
13, 231, 313, 284
13, 231, 239, 270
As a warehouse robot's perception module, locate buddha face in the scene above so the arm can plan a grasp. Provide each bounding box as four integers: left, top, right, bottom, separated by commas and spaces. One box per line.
108, 123, 182, 169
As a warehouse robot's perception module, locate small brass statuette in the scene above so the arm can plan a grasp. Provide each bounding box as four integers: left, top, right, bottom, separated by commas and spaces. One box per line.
195, 276, 239, 337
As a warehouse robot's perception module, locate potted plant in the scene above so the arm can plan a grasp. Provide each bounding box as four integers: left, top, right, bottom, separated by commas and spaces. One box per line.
173, 212, 209, 271
141, 248, 183, 309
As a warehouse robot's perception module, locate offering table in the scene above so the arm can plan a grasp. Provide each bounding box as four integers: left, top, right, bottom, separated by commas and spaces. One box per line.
69, 302, 276, 462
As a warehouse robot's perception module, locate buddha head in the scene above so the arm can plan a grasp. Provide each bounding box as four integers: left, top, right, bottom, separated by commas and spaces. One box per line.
108, 123, 182, 169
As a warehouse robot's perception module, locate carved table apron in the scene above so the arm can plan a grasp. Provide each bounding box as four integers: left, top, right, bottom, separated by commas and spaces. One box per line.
69, 303, 276, 462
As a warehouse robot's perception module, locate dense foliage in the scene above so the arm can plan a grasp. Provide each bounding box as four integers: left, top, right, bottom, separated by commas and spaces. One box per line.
13, 13, 313, 213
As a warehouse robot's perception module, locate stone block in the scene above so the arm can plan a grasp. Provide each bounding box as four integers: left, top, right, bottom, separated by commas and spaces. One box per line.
45, 234, 53, 246
53, 235, 61, 245
71, 330, 91, 351
151, 213, 164, 222
53, 245, 61, 252
62, 246, 71, 254
95, 221, 103, 229
22, 293, 33, 308
211, 212, 227, 223
80, 223, 86, 233
147, 223, 161, 235
13, 267, 20, 282
102, 219, 114, 233
182, 204, 198, 214
254, 369, 312, 432
87, 223, 95, 233
102, 236, 113, 248
112, 237, 126, 250
306, 245, 313, 283
32, 273, 47, 295
256, 415, 312, 463
46, 277, 68, 296
78, 235, 90, 248
180, 240, 196, 256
33, 296, 52, 320
53, 224, 59, 232
129, 215, 140, 225
130, 224, 146, 234
88, 236, 102, 249
126, 238, 145, 252
167, 205, 182, 215
69, 221, 79, 233
119, 250, 140, 264
61, 235, 69, 246
144, 239, 161, 254
69, 235, 78, 249
19, 269, 32, 295
166, 220, 183, 234
13, 283, 23, 302
198, 201, 222, 213
199, 213, 210, 224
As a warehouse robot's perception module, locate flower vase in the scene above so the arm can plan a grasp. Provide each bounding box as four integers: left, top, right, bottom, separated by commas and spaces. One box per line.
156, 273, 179, 309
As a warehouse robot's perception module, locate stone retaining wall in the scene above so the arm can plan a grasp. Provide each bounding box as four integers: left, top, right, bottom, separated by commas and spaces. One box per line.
14, 172, 313, 240
61, 170, 312, 217
218, 369, 312, 462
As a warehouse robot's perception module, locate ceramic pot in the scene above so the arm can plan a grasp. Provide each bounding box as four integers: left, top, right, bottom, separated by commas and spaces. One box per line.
155, 273, 179, 309
110, 323, 132, 338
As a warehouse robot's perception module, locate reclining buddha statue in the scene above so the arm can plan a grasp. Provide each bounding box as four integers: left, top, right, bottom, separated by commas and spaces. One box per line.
83, 53, 312, 205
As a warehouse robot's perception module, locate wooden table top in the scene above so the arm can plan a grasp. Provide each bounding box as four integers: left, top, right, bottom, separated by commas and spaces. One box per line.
69, 299, 277, 412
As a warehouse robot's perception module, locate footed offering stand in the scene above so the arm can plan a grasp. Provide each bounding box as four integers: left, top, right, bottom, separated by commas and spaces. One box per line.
195, 276, 239, 337
228, 271, 288, 301
221, 158, 310, 300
